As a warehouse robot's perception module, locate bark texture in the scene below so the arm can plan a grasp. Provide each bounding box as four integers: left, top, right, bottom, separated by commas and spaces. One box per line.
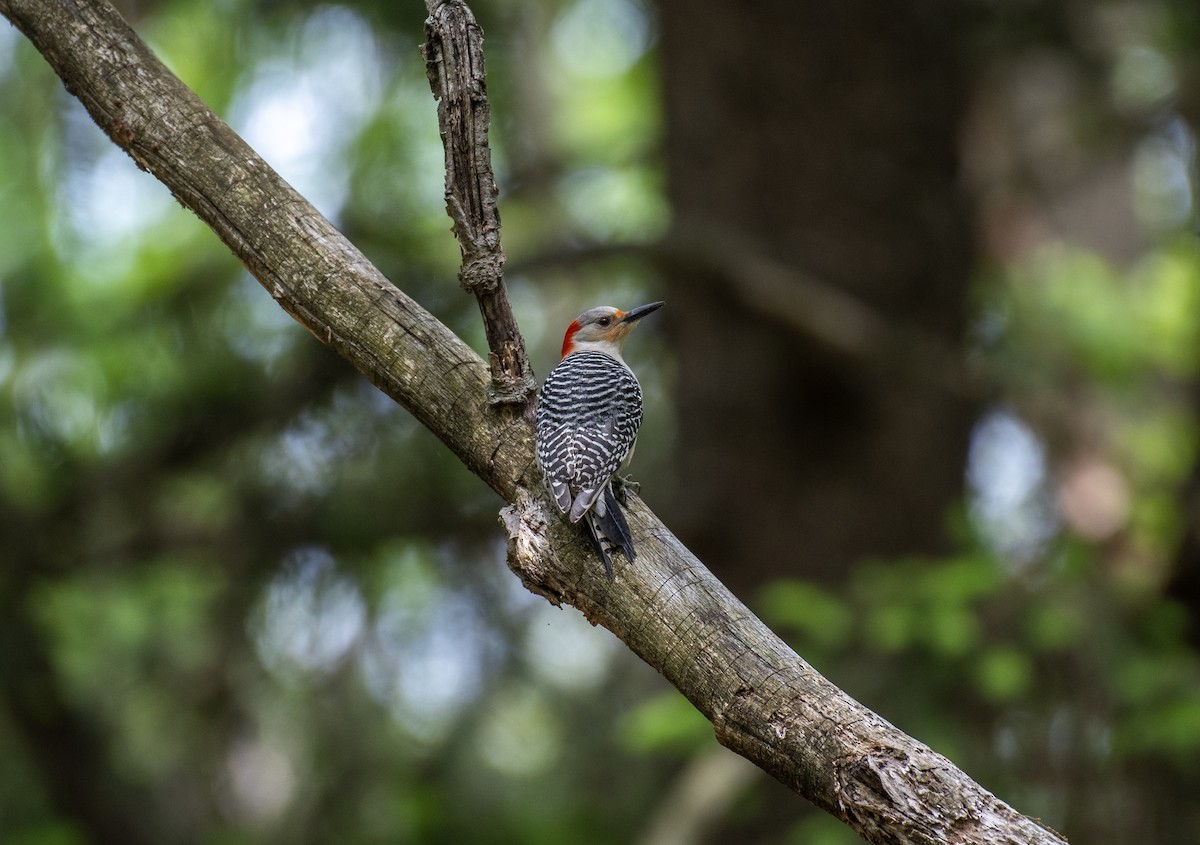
502, 496, 1065, 845
0, 0, 533, 502
422, 0, 535, 407
0, 1, 1066, 842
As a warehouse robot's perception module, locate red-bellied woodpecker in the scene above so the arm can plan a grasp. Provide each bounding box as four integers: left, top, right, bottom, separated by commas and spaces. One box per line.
536, 301, 664, 579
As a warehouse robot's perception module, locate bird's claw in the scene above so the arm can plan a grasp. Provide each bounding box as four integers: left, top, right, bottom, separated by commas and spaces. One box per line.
612, 474, 640, 506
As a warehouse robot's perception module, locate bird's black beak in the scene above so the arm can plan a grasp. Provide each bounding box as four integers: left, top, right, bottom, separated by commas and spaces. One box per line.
620, 301, 665, 324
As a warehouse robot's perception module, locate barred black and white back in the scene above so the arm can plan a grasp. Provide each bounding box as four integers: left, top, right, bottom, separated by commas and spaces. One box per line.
536, 350, 642, 577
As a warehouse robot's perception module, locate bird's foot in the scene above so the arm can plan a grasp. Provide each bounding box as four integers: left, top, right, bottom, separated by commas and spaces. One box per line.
612, 474, 640, 506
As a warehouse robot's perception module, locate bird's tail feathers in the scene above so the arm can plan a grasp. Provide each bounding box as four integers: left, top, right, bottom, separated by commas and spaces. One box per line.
584, 485, 635, 580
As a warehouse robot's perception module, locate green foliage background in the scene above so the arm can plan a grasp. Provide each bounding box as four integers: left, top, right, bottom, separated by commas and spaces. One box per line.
2, 1, 1199, 843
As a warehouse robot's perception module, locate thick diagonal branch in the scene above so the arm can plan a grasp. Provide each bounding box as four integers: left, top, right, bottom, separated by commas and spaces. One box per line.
422, 0, 535, 407
0, 0, 533, 501
0, 1, 1067, 843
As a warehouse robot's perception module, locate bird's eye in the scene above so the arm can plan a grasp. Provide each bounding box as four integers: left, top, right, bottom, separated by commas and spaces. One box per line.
597, 317, 611, 327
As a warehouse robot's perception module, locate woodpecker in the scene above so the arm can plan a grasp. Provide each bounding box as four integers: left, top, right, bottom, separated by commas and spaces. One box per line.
536, 301, 664, 579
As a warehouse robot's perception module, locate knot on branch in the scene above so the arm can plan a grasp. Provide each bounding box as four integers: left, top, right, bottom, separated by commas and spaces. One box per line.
501, 496, 569, 605
487, 360, 537, 408
459, 253, 504, 294
836, 746, 1007, 844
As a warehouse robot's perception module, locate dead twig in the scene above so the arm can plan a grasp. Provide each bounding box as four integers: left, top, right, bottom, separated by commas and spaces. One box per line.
422, 0, 536, 408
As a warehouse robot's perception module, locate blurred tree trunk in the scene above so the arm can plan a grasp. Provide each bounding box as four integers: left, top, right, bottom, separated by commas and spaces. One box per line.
1163, 0, 1200, 644
658, 1, 978, 596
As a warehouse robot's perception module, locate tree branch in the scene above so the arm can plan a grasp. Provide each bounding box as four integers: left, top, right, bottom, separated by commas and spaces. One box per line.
501, 498, 1066, 845
0, 1, 1068, 842
0, 0, 532, 502
421, 0, 535, 407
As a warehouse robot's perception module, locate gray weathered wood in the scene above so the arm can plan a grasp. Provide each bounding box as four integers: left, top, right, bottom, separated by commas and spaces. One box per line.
0, 0, 532, 501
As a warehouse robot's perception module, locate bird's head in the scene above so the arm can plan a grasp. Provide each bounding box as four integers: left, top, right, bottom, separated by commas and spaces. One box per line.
560, 301, 664, 358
